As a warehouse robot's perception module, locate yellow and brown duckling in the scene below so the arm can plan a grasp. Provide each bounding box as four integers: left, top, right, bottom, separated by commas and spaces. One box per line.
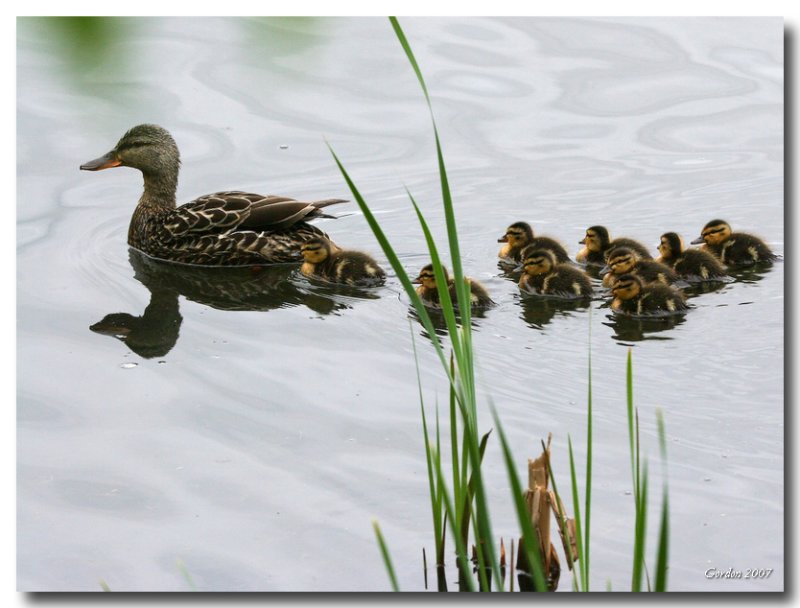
600, 246, 678, 288
300, 237, 385, 287
610, 273, 688, 317
690, 219, 777, 266
412, 264, 494, 308
81, 124, 347, 266
657, 232, 729, 282
498, 222, 570, 264
576, 225, 652, 266
519, 249, 593, 299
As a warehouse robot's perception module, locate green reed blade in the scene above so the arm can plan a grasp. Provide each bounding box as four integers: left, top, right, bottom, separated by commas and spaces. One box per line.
176, 558, 196, 591
327, 143, 449, 375
372, 520, 400, 591
567, 435, 587, 591
583, 308, 593, 591
432, 448, 476, 592
490, 402, 548, 591
654, 409, 670, 591
632, 462, 649, 592
408, 192, 463, 365
626, 349, 636, 496
416, 362, 444, 565
654, 492, 669, 592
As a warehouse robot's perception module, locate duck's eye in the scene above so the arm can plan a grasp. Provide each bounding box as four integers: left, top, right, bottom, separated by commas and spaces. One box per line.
117, 141, 148, 152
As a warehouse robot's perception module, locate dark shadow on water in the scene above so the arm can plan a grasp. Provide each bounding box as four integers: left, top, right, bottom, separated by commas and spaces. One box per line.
517, 294, 594, 330
90, 249, 379, 358
603, 311, 688, 344
408, 304, 491, 345
725, 260, 779, 285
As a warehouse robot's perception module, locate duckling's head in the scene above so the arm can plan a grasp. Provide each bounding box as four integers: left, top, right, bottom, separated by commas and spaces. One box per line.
579, 226, 610, 252
522, 248, 556, 276
691, 219, 731, 246
81, 124, 180, 177
300, 237, 333, 264
658, 232, 684, 260
498, 222, 534, 248
412, 263, 450, 289
603, 247, 637, 275
611, 273, 643, 301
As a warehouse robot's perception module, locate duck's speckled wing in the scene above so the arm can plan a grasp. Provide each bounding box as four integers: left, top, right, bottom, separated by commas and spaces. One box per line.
164, 191, 347, 237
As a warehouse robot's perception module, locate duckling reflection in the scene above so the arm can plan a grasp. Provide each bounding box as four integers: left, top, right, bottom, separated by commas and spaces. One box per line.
90, 249, 369, 356
517, 294, 591, 330
603, 312, 687, 343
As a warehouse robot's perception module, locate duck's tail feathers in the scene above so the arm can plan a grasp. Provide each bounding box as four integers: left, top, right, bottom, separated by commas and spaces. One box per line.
311, 198, 349, 209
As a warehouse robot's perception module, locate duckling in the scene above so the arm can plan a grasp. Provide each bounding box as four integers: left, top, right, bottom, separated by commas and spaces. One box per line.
412, 264, 493, 308
519, 249, 593, 298
610, 273, 688, 317
690, 219, 777, 266
300, 237, 385, 287
657, 232, 729, 282
600, 246, 678, 288
498, 222, 570, 264
576, 226, 652, 266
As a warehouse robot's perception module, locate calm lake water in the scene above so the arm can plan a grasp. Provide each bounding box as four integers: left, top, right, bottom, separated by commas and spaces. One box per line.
17, 17, 783, 592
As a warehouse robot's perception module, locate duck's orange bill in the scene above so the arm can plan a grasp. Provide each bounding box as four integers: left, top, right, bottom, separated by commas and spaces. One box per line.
80, 151, 121, 171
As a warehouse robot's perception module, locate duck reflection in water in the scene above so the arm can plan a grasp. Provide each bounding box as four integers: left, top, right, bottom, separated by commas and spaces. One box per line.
90, 249, 380, 357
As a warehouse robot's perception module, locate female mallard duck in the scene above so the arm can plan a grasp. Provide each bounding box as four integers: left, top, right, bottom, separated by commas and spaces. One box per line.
610, 273, 688, 317
600, 246, 678, 288
300, 237, 385, 287
498, 222, 570, 264
412, 264, 494, 308
81, 124, 347, 266
576, 225, 652, 266
690, 219, 777, 266
657, 232, 729, 282
519, 249, 593, 298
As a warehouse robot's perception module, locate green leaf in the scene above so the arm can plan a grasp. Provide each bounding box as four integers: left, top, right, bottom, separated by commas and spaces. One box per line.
372, 520, 400, 591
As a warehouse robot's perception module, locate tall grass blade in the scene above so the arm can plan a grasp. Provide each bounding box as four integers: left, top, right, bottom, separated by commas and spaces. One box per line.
654, 409, 670, 591
567, 435, 586, 591
631, 463, 649, 592
490, 402, 548, 591
432, 452, 475, 592
408, 193, 463, 368
626, 348, 636, 495
373, 521, 400, 591
583, 308, 593, 591
459, 430, 492, 554
327, 144, 449, 376
176, 558, 196, 591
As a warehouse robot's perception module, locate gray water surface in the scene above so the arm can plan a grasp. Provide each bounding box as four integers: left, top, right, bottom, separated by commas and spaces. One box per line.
17, 17, 783, 591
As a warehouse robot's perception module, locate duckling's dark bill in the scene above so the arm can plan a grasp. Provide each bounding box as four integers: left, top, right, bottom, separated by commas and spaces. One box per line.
80, 152, 121, 171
